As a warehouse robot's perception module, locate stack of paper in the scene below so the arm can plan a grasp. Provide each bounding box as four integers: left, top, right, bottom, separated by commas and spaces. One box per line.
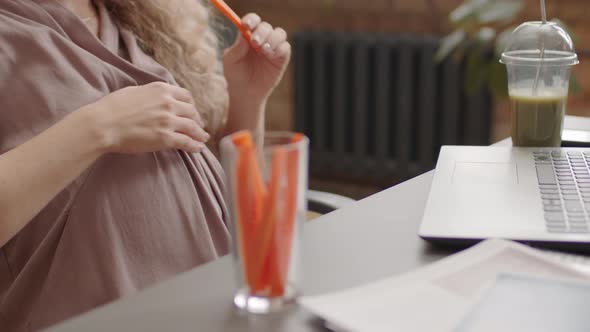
299, 240, 590, 332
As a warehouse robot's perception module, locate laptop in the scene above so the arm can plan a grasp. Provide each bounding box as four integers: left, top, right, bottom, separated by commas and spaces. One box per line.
419, 145, 590, 252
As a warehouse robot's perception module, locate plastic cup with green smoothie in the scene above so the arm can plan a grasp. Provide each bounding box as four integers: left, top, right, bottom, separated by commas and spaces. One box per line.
501, 21, 579, 147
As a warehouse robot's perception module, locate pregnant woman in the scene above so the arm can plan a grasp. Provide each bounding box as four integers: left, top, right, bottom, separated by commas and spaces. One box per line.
0, 0, 290, 330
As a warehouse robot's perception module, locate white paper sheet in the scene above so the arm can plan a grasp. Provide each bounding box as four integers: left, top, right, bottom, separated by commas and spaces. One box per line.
455, 274, 590, 332
299, 240, 590, 332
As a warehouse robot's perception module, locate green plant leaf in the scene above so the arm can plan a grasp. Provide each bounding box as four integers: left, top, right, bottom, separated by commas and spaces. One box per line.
450, 0, 489, 24
488, 60, 509, 97
477, 1, 524, 24
435, 29, 466, 62
476, 27, 496, 43
464, 51, 488, 94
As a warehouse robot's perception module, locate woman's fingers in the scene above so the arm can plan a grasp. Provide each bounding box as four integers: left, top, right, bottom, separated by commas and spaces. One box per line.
171, 100, 204, 127
272, 42, 292, 61
251, 22, 273, 49
233, 14, 291, 62
168, 86, 194, 104
263, 27, 287, 56
148, 82, 194, 104
242, 13, 261, 31
165, 132, 204, 153
173, 116, 210, 143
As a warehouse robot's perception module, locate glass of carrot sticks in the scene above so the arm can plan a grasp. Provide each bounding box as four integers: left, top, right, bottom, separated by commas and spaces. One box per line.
220, 131, 309, 314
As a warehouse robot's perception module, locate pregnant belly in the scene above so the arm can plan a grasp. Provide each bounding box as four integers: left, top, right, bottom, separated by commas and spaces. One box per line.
66, 149, 230, 274
1, 149, 230, 331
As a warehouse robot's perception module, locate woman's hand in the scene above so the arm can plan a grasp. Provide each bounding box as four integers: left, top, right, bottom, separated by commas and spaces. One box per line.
223, 13, 291, 110
82, 82, 209, 154
0, 82, 208, 246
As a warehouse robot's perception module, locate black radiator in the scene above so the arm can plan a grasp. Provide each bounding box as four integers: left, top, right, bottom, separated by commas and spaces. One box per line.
294, 31, 493, 184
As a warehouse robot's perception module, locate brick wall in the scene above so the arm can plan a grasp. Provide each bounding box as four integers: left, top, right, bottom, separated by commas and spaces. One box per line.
228, 0, 590, 140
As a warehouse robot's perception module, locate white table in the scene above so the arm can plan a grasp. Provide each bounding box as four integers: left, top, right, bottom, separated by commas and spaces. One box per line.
48, 116, 590, 332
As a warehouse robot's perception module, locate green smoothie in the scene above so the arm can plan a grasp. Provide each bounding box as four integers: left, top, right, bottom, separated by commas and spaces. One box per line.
510, 89, 567, 147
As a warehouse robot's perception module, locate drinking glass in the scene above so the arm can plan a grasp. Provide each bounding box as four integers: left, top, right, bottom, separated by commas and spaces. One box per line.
220, 131, 309, 314
501, 21, 578, 147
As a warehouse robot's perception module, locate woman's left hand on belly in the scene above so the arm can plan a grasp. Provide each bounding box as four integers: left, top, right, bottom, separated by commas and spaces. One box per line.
222, 13, 291, 111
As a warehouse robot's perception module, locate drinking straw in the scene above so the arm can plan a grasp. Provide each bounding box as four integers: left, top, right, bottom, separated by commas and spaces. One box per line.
533, 0, 548, 95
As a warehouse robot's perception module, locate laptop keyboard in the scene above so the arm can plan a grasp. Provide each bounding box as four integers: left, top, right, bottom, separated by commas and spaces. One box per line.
534, 150, 590, 234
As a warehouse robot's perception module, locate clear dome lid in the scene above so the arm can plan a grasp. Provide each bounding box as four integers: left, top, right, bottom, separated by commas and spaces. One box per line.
501, 21, 578, 67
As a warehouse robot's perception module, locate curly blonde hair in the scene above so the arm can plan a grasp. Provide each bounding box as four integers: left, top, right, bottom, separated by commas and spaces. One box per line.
103, 0, 229, 134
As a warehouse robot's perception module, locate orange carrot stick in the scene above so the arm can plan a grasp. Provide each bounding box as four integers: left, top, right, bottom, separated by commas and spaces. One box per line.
232, 131, 266, 291
234, 149, 257, 288
251, 148, 287, 294
231, 130, 251, 146
209, 0, 252, 42
270, 134, 305, 296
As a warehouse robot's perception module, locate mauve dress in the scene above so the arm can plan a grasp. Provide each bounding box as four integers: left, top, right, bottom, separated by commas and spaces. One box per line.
0, 1, 231, 331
